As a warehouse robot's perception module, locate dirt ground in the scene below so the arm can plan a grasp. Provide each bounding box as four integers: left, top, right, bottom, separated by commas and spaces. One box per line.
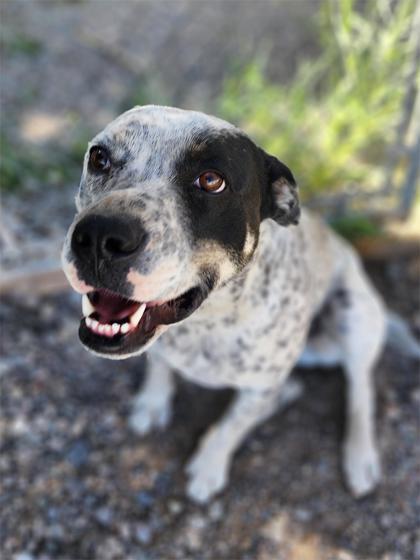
1, 2, 420, 559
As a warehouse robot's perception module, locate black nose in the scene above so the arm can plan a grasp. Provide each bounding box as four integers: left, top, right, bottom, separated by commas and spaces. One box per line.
71, 214, 148, 264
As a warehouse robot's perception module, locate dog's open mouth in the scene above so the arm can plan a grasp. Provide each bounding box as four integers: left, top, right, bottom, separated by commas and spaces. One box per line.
79, 285, 207, 355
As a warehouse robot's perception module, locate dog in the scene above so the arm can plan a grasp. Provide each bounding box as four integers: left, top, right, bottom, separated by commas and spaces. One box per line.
62, 105, 419, 504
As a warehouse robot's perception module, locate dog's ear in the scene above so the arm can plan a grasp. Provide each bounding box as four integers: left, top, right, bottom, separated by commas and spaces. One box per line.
259, 149, 300, 226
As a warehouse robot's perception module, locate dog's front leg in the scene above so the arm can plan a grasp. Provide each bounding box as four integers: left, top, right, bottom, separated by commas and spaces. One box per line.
129, 353, 175, 436
186, 384, 286, 504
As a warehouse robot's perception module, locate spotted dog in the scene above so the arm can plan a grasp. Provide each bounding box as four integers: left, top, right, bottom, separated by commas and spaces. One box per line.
62, 105, 417, 504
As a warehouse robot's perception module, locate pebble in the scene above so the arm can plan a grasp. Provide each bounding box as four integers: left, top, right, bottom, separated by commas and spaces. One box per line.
46, 523, 65, 539
66, 439, 90, 468
294, 508, 313, 523
168, 499, 184, 515
184, 526, 202, 551
183, 514, 208, 550
136, 489, 155, 512
14, 554, 34, 560
414, 539, 420, 560
135, 523, 153, 545
153, 470, 173, 497
189, 514, 207, 530
208, 501, 223, 521
381, 514, 393, 529
94, 507, 114, 527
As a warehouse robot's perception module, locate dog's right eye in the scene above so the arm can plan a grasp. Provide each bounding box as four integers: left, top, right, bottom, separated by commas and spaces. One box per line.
88, 146, 111, 173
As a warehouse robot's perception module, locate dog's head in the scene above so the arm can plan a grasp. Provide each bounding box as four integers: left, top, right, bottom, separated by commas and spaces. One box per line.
62, 106, 299, 359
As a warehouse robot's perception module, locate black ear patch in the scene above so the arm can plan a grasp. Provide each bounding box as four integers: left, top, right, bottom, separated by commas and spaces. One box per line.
260, 150, 300, 226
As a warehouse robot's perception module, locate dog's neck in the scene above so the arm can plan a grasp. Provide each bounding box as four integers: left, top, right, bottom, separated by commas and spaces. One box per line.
188, 219, 298, 324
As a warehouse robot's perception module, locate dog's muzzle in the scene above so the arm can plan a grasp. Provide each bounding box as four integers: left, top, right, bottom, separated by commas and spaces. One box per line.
68, 212, 213, 357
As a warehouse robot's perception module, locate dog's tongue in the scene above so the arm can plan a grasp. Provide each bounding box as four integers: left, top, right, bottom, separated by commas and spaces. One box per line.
89, 290, 141, 323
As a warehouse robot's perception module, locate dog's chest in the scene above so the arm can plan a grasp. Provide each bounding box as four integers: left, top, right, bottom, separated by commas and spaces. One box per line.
156, 330, 240, 388
153, 283, 310, 389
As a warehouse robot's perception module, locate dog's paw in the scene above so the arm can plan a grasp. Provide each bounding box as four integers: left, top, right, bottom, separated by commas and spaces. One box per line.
185, 452, 228, 504
343, 442, 381, 498
129, 395, 172, 436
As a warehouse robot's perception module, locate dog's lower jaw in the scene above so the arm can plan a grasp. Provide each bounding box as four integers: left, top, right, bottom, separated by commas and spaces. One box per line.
78, 281, 213, 358
82, 325, 168, 360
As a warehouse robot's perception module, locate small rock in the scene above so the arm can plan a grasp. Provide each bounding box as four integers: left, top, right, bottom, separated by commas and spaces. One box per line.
94, 507, 113, 526
168, 499, 184, 515
189, 514, 207, 530
133, 552, 153, 560
135, 523, 153, 545
414, 538, 420, 560
261, 513, 288, 545
184, 526, 202, 551
136, 489, 155, 512
380, 514, 393, 529
153, 470, 172, 497
184, 514, 207, 550
208, 501, 223, 521
96, 536, 125, 559
46, 523, 65, 541
14, 554, 34, 560
47, 507, 59, 522
66, 439, 90, 468
294, 508, 312, 523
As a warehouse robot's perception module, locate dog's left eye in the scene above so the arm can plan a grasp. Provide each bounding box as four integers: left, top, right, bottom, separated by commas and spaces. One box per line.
88, 146, 111, 173
194, 171, 226, 193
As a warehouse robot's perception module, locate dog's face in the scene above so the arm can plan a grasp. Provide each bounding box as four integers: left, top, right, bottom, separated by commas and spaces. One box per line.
62, 106, 299, 359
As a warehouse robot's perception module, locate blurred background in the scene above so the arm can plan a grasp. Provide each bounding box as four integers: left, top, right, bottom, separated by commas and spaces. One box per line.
1, 1, 419, 559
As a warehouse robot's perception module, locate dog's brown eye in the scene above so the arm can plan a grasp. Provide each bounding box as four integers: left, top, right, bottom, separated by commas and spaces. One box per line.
194, 171, 226, 193
89, 146, 110, 173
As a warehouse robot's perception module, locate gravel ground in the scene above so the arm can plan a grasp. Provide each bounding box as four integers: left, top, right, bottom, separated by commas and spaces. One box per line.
1, 255, 419, 560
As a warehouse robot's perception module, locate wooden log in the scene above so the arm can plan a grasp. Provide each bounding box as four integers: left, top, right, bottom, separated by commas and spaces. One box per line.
354, 235, 420, 261
0, 261, 69, 295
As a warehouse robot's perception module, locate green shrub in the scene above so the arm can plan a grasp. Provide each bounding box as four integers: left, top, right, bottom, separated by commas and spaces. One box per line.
0, 130, 91, 193
217, 0, 416, 201
330, 214, 382, 241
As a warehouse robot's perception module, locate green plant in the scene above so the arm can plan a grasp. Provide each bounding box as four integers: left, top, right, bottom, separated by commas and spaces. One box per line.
217, 0, 417, 201
0, 134, 22, 190
1, 32, 42, 56
330, 214, 382, 241
0, 128, 91, 193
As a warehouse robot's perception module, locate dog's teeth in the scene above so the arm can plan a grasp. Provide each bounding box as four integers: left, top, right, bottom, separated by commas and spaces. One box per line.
82, 294, 95, 317
83, 304, 136, 337
130, 303, 146, 328
86, 317, 99, 331
120, 323, 130, 334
